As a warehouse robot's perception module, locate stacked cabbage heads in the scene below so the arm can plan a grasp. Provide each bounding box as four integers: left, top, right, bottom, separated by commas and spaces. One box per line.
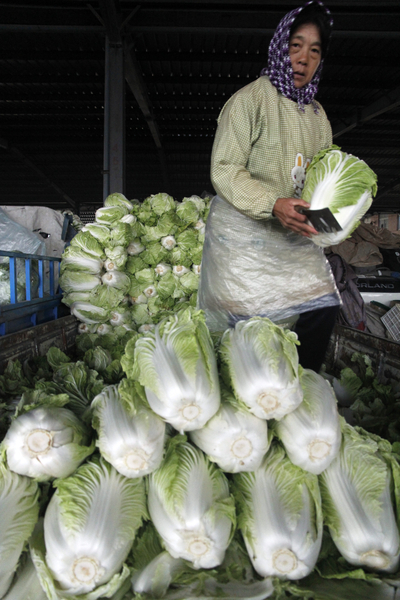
302, 145, 377, 248
2, 306, 400, 600
1, 187, 400, 600
59, 192, 210, 332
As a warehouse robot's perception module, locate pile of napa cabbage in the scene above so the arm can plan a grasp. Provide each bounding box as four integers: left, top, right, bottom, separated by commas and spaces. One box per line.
59, 192, 211, 333
1, 305, 400, 600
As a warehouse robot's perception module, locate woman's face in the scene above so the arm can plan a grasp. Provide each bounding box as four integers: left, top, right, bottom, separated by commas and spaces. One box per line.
289, 23, 322, 89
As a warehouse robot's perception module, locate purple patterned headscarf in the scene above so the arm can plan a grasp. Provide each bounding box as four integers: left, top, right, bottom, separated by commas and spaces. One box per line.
260, 1, 333, 113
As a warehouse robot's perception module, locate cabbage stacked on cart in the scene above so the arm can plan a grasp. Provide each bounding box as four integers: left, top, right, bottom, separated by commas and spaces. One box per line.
59, 192, 210, 334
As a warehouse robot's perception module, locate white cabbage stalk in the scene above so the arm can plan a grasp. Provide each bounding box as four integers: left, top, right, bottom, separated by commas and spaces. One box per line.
192, 264, 201, 275
127, 240, 145, 256
173, 265, 190, 277
319, 422, 400, 572
133, 308, 220, 432
220, 317, 303, 420
91, 384, 166, 478
78, 323, 98, 334
104, 258, 122, 272
110, 310, 130, 327
143, 285, 158, 298
232, 444, 323, 580
30, 457, 147, 599
189, 390, 270, 473
3, 550, 48, 600
161, 235, 177, 250
147, 436, 235, 569
155, 262, 172, 276
101, 271, 131, 291
274, 369, 342, 474
120, 214, 137, 224
138, 323, 155, 333
97, 323, 113, 335
131, 293, 148, 305
194, 219, 206, 235
3, 406, 95, 481
0, 462, 39, 598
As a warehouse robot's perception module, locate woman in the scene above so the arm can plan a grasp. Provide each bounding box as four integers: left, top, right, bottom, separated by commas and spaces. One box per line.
198, 1, 340, 372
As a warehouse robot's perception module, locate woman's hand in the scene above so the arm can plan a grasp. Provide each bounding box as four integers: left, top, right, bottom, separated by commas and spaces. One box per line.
272, 197, 318, 237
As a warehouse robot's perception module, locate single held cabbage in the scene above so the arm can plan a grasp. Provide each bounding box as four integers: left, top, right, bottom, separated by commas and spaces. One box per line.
232, 443, 323, 580
219, 317, 303, 420
319, 421, 400, 572
129, 308, 220, 433
189, 388, 271, 473
274, 369, 342, 474
2, 406, 95, 481
147, 436, 236, 569
0, 461, 40, 598
91, 381, 166, 478
302, 145, 377, 247
30, 456, 147, 599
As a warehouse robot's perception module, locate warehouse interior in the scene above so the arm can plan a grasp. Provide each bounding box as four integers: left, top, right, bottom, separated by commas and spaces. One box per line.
1, 0, 399, 218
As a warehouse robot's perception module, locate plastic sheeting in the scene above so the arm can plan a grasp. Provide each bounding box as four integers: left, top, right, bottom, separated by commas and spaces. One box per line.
198, 196, 340, 332
0, 208, 46, 255
0, 206, 66, 257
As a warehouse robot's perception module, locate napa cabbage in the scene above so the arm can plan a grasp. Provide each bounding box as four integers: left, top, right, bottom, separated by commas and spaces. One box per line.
219, 317, 303, 420
189, 387, 271, 473
0, 461, 40, 598
69, 231, 105, 258
232, 443, 323, 580
104, 192, 134, 211
95, 205, 130, 225
274, 369, 342, 474
147, 436, 236, 569
91, 381, 166, 478
30, 456, 147, 599
319, 421, 400, 572
59, 271, 101, 293
130, 523, 274, 600
130, 308, 220, 433
148, 192, 176, 215
70, 301, 110, 324
2, 405, 95, 481
2, 550, 48, 600
81, 223, 111, 245
60, 246, 103, 274
302, 145, 377, 247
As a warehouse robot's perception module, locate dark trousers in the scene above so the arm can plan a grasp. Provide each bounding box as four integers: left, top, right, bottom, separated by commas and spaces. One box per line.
293, 305, 340, 372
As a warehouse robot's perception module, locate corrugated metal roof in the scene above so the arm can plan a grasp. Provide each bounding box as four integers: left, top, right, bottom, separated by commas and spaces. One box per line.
0, 0, 399, 213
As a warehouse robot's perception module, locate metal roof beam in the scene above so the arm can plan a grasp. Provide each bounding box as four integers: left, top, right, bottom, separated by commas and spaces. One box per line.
332, 87, 400, 138
1, 140, 77, 210
374, 176, 400, 201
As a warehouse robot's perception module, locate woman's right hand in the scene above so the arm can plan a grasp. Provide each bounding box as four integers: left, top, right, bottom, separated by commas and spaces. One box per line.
272, 197, 318, 238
